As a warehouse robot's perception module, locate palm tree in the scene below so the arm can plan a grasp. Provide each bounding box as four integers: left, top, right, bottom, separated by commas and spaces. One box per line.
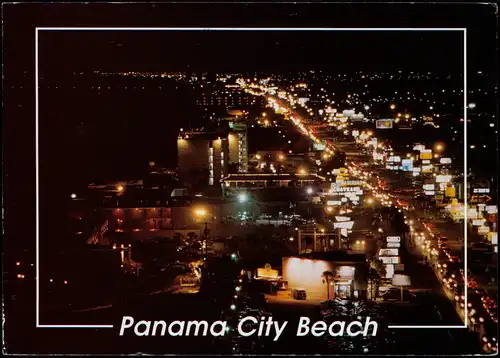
322, 271, 335, 300
368, 259, 386, 299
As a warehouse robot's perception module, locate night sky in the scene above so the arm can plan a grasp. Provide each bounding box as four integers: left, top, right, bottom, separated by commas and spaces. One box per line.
2, 2, 497, 76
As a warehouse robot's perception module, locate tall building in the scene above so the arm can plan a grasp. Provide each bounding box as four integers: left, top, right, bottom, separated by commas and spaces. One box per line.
177, 130, 229, 188
227, 121, 248, 173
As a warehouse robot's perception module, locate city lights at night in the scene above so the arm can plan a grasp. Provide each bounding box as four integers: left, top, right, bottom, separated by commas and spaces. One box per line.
2, 2, 497, 356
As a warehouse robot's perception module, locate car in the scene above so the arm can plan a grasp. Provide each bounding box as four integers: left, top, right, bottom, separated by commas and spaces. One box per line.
292, 288, 307, 300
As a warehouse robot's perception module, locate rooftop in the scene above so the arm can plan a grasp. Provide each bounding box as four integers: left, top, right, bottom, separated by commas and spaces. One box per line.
297, 251, 367, 263
221, 173, 325, 182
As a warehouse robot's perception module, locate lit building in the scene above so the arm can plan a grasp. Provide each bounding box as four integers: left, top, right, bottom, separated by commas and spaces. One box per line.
227, 121, 248, 173
221, 173, 325, 194
177, 130, 229, 187
195, 86, 264, 108
282, 252, 368, 301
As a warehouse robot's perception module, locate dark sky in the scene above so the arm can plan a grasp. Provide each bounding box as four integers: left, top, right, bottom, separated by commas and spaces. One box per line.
2, 2, 498, 75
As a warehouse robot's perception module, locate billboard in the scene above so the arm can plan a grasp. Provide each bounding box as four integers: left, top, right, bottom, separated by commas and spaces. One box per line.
401, 159, 413, 171
376, 119, 393, 129
333, 221, 354, 230
335, 216, 351, 222
343, 109, 355, 117
420, 149, 433, 160
472, 219, 485, 226
351, 113, 364, 121
440, 157, 452, 164
312, 142, 327, 151
488, 232, 498, 245
473, 188, 490, 194
335, 266, 356, 280
486, 205, 498, 214
380, 256, 400, 264
327, 200, 342, 206
436, 175, 452, 183
387, 156, 401, 163
257, 267, 280, 279
422, 165, 433, 173
445, 186, 456, 197
468, 208, 479, 219
379, 248, 399, 256
387, 236, 401, 243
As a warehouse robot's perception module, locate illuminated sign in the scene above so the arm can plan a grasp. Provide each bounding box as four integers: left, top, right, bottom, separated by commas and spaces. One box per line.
327, 200, 342, 206
440, 157, 452, 164
392, 274, 411, 286
486, 205, 498, 214
473, 188, 490, 194
313, 142, 327, 151
380, 256, 400, 264
333, 221, 354, 230
401, 159, 413, 171
257, 267, 280, 279
472, 219, 485, 226
379, 248, 399, 256
478, 226, 490, 234
436, 175, 452, 183
335, 266, 355, 280
445, 186, 456, 197
488, 232, 498, 245
387, 242, 401, 248
422, 160, 431, 164
468, 208, 479, 219
335, 216, 351, 222
387, 236, 401, 243
424, 190, 435, 195
420, 150, 433, 160
343, 110, 355, 117
376, 119, 393, 129
422, 165, 433, 173
387, 156, 401, 163
331, 180, 364, 187
412, 167, 421, 172
331, 186, 361, 193
385, 264, 395, 279
352, 130, 360, 137
423, 184, 435, 191
413, 144, 426, 152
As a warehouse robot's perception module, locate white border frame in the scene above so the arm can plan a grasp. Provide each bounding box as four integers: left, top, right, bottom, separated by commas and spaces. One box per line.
35, 27, 468, 329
